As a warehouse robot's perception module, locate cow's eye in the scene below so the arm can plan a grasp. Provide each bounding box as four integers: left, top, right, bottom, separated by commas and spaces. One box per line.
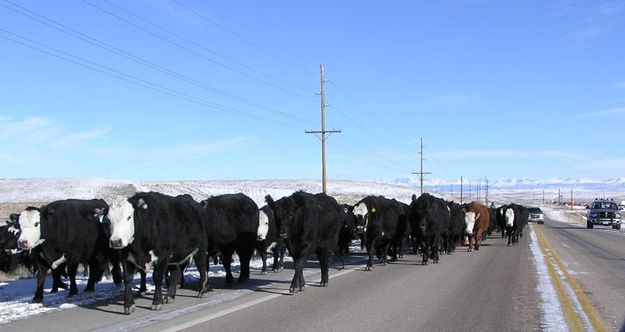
34, 222, 39, 227
127, 216, 131, 221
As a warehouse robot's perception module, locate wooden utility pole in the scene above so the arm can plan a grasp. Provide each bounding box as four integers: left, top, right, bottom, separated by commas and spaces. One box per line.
477, 179, 481, 203
460, 176, 464, 204
485, 177, 489, 205
412, 137, 432, 195
570, 189, 573, 210
306, 64, 341, 193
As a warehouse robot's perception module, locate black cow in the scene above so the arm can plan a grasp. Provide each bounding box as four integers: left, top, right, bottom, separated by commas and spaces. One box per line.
201, 193, 258, 285
338, 204, 358, 255
266, 192, 342, 292
447, 202, 466, 254
105, 192, 208, 314
502, 204, 529, 246
17, 199, 119, 303
409, 193, 450, 265
256, 205, 285, 274
353, 195, 407, 270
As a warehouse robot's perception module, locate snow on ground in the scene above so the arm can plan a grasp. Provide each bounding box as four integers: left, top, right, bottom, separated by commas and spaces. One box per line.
0, 254, 293, 325
542, 207, 584, 226
529, 226, 567, 332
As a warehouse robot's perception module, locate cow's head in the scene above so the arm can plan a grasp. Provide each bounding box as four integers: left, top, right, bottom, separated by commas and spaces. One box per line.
353, 201, 370, 234
464, 211, 480, 235
107, 196, 143, 249
265, 195, 292, 240
257, 208, 270, 241
505, 208, 515, 227
17, 207, 44, 250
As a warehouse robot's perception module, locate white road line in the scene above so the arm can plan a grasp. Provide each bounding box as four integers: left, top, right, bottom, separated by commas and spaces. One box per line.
161, 268, 357, 332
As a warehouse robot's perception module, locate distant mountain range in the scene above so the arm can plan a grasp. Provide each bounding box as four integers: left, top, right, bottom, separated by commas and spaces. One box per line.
393, 177, 625, 190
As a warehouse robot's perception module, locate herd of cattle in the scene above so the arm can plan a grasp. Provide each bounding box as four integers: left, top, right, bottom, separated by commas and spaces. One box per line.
0, 191, 530, 315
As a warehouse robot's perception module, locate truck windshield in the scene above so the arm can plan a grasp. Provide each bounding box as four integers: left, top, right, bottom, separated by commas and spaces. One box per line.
591, 202, 618, 210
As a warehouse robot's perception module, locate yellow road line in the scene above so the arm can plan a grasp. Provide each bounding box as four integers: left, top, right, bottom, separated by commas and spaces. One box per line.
533, 225, 607, 332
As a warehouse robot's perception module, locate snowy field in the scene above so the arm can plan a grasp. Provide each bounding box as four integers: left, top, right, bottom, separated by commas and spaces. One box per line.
1, 177, 623, 325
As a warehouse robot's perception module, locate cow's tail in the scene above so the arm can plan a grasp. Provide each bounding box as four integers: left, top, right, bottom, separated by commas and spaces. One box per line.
332, 249, 345, 271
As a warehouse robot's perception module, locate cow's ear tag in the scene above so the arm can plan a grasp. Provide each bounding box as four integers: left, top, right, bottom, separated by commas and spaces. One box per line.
99, 215, 109, 224
371, 207, 376, 213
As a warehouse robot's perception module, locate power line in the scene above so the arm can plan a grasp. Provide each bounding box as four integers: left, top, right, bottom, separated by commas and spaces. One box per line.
1, 0, 317, 127
0, 27, 302, 130
83, 0, 315, 101
169, 0, 315, 76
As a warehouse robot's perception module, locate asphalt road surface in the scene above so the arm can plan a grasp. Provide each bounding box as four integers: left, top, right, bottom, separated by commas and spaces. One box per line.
3, 209, 625, 332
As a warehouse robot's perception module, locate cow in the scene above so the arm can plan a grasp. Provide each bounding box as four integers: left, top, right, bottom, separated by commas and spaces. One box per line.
409, 193, 450, 265
256, 205, 285, 274
463, 201, 490, 251
265, 191, 342, 292
337, 204, 358, 256
447, 202, 466, 254
387, 199, 409, 259
201, 193, 258, 285
495, 205, 507, 238
105, 192, 208, 314
353, 195, 407, 270
17, 199, 119, 303
502, 203, 529, 246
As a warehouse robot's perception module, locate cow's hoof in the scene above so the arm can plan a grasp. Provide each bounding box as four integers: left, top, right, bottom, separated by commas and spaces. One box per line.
320, 282, 328, 287
32, 297, 43, 304
124, 304, 136, 315
151, 304, 163, 311
289, 287, 296, 293
50, 288, 59, 294
165, 296, 174, 304
506, 244, 511, 247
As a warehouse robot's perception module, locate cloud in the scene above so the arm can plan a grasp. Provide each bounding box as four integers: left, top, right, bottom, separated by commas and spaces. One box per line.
566, 26, 602, 44
575, 107, 625, 118
155, 137, 253, 159
0, 116, 55, 141
51, 126, 112, 148
433, 149, 582, 160
613, 82, 625, 89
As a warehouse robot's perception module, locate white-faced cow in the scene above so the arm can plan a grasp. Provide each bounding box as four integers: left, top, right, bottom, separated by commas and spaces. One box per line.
266, 192, 342, 292
256, 204, 285, 274
462, 201, 490, 251
17, 199, 119, 302
105, 192, 208, 315
201, 193, 258, 285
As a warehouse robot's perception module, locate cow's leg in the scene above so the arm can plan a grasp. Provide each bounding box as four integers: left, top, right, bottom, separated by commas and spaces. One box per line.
50, 266, 67, 293
271, 246, 280, 271
297, 264, 305, 291
259, 242, 268, 275
237, 247, 253, 283
221, 247, 235, 285
165, 265, 181, 304
33, 259, 48, 303
432, 235, 440, 263
137, 270, 147, 295
67, 263, 79, 297
85, 262, 99, 292
467, 235, 474, 252
318, 250, 330, 287
422, 238, 429, 265
122, 261, 136, 315
380, 242, 390, 266
475, 229, 483, 251
151, 259, 167, 310
365, 236, 379, 271
195, 250, 209, 297
290, 257, 304, 293
506, 228, 513, 246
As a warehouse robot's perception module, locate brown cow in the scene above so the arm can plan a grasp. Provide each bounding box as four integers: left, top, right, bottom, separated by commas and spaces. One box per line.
463, 202, 490, 252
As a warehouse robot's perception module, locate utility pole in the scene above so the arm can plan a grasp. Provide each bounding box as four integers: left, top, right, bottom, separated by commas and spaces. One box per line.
558, 188, 561, 205
570, 189, 573, 210
460, 176, 464, 204
485, 177, 489, 205
412, 137, 431, 195
305, 64, 341, 193
477, 179, 481, 203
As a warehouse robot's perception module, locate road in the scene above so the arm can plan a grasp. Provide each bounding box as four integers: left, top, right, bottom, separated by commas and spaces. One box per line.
2, 208, 625, 331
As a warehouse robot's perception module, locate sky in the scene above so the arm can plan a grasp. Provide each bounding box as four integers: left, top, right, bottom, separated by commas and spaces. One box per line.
0, 0, 624, 182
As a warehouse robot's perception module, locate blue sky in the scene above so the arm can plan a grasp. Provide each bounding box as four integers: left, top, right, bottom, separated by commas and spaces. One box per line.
1, 0, 624, 182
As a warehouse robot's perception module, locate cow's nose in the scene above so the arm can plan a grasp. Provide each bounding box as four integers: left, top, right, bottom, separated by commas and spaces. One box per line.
18, 240, 28, 249
109, 238, 123, 248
